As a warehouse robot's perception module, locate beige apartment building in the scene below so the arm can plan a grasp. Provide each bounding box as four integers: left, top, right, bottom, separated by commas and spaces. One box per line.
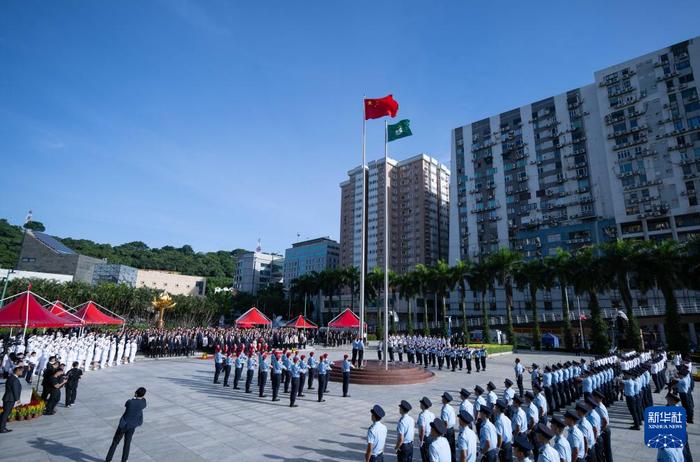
136, 269, 206, 296
339, 153, 450, 274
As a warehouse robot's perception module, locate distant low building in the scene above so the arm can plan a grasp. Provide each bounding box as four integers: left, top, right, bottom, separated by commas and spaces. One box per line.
234, 251, 284, 295
92, 263, 138, 287
0, 268, 73, 284
16, 230, 103, 283
136, 269, 206, 296
283, 237, 339, 290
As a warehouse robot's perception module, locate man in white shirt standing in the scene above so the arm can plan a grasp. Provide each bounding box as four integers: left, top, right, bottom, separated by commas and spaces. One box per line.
456, 410, 478, 462
418, 397, 436, 462
429, 419, 452, 462
366, 404, 387, 462
395, 400, 415, 462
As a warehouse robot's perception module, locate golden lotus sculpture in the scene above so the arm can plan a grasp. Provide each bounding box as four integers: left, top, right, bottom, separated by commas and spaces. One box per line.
152, 293, 176, 328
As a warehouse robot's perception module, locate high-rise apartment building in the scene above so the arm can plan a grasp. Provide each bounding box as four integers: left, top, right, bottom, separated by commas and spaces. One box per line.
450, 36, 700, 264
594, 38, 700, 241
283, 237, 340, 290
340, 153, 450, 274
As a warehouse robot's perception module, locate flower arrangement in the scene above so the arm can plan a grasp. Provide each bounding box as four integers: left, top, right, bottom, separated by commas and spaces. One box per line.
0, 390, 46, 422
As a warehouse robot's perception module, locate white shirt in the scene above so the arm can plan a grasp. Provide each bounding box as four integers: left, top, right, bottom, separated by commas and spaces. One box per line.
367, 421, 387, 456
429, 436, 452, 462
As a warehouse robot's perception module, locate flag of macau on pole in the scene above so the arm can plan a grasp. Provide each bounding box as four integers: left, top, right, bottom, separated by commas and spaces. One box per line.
644, 406, 686, 449
387, 119, 412, 142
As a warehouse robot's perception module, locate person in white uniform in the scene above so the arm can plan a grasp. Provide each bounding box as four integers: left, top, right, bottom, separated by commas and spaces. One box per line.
429, 419, 452, 462
365, 404, 388, 462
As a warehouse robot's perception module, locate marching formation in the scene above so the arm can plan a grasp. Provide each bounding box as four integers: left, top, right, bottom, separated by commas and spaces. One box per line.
378, 335, 489, 372
361, 349, 694, 462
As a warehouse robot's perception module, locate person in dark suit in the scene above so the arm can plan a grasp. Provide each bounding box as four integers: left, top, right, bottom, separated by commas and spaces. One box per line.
1, 366, 24, 433
106, 387, 147, 462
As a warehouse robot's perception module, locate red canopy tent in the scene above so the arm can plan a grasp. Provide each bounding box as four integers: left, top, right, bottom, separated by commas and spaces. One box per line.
46, 301, 84, 326
0, 291, 80, 329
286, 315, 318, 329
235, 307, 272, 328
72, 301, 125, 325
327, 308, 365, 329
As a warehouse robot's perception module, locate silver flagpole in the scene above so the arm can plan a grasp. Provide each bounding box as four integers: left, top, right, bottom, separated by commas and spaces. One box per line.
384, 119, 389, 370
359, 96, 367, 344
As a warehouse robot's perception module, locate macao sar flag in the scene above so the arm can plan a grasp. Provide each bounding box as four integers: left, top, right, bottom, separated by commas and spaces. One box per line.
388, 119, 412, 142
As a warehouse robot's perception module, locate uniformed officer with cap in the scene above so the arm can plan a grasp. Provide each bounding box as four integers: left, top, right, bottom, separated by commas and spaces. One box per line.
459, 388, 474, 425
591, 390, 611, 462
494, 399, 513, 462
549, 416, 572, 462
486, 382, 498, 408
564, 409, 585, 462
534, 423, 559, 462
574, 403, 595, 462
456, 409, 477, 462
418, 397, 435, 462
473, 385, 486, 435
513, 434, 533, 462
503, 378, 516, 412
366, 405, 388, 462
440, 392, 457, 462
511, 395, 528, 437
342, 354, 355, 398
395, 400, 415, 462
478, 405, 498, 462
429, 419, 452, 462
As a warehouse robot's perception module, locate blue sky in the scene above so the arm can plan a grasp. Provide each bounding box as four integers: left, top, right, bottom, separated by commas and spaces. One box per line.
1, 1, 699, 254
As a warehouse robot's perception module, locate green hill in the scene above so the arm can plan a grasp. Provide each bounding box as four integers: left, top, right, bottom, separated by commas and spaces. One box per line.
0, 219, 246, 279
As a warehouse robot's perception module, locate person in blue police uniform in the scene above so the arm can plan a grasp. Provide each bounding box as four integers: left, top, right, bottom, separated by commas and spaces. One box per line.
533, 383, 548, 425
478, 406, 499, 462
494, 399, 513, 462
675, 365, 694, 424
664, 391, 692, 462
564, 410, 585, 462
365, 404, 388, 462
591, 390, 611, 462
233, 350, 245, 390
271, 351, 284, 401
513, 434, 533, 462
480, 347, 487, 371
317, 353, 330, 402
458, 389, 474, 424
456, 409, 477, 462
440, 392, 457, 462
222, 353, 233, 387
622, 370, 641, 430
418, 397, 435, 462
534, 423, 560, 462
530, 364, 541, 389
352, 336, 362, 367
465, 348, 472, 374
583, 397, 603, 462
342, 354, 355, 397
258, 352, 269, 398
282, 351, 292, 393
486, 382, 498, 408
515, 358, 525, 397
297, 354, 307, 397
395, 400, 415, 462
429, 419, 452, 462
511, 395, 528, 437
306, 351, 317, 390
245, 351, 256, 393
549, 416, 572, 462
213, 346, 223, 384
574, 403, 596, 462
288, 356, 301, 407
503, 379, 516, 413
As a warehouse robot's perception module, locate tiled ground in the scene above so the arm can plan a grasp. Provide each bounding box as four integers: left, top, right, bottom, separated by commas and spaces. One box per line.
1, 348, 697, 461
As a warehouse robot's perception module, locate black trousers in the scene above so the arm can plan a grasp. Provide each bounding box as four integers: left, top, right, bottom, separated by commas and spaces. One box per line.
445, 427, 455, 462
626, 395, 640, 427
480, 356, 486, 370
258, 371, 268, 397
284, 370, 290, 392
499, 442, 512, 462
358, 349, 364, 367
475, 358, 481, 372
106, 426, 135, 462
46, 391, 60, 414
233, 367, 242, 389
602, 427, 612, 462
65, 385, 78, 406
369, 454, 384, 462
290, 377, 299, 406
352, 348, 358, 366
213, 362, 222, 383
272, 373, 281, 400
222, 365, 231, 386
307, 368, 315, 389
245, 369, 254, 393
397, 441, 413, 462
298, 373, 305, 396
517, 374, 524, 396
0, 400, 14, 431
342, 371, 350, 397
317, 374, 326, 401
420, 436, 433, 462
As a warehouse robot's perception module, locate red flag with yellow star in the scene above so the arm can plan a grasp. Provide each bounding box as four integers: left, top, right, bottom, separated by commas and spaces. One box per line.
364, 95, 399, 120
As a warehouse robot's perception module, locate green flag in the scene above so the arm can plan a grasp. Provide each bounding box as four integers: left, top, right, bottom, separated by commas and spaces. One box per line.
387, 119, 412, 142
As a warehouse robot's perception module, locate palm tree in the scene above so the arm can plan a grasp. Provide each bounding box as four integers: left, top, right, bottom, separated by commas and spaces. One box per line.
451, 259, 474, 340
569, 247, 610, 354
514, 259, 550, 350
341, 266, 360, 311
635, 240, 688, 354
414, 264, 431, 335
546, 249, 575, 351
388, 270, 399, 334
469, 260, 493, 343
398, 271, 420, 335
598, 239, 643, 350
485, 248, 522, 348
290, 273, 318, 319
317, 268, 343, 320
429, 260, 453, 337
366, 267, 385, 341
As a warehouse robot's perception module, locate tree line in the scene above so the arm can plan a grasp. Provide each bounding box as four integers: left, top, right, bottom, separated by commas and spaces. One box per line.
290, 238, 700, 355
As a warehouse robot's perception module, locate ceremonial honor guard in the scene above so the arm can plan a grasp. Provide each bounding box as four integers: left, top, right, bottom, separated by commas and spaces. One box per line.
213, 346, 223, 384
478, 406, 498, 462
494, 399, 513, 462
365, 405, 387, 462
307, 351, 317, 390
271, 351, 283, 401
395, 400, 415, 462
550, 416, 572, 462
222, 353, 232, 387
289, 357, 300, 407
458, 388, 474, 424
245, 351, 256, 393
514, 358, 525, 397
317, 354, 330, 402
297, 355, 307, 397
511, 396, 527, 438
258, 352, 269, 398
564, 410, 585, 462
592, 390, 612, 462
342, 354, 354, 398
233, 350, 244, 390
440, 392, 456, 462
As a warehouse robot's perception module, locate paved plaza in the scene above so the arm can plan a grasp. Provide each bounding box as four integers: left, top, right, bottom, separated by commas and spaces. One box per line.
1, 349, 697, 461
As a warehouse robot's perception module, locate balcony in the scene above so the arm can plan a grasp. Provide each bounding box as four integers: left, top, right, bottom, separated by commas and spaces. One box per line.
607, 124, 647, 139
656, 71, 679, 82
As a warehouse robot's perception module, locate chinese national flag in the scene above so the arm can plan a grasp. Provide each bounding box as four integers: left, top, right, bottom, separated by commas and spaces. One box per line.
364, 95, 399, 120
